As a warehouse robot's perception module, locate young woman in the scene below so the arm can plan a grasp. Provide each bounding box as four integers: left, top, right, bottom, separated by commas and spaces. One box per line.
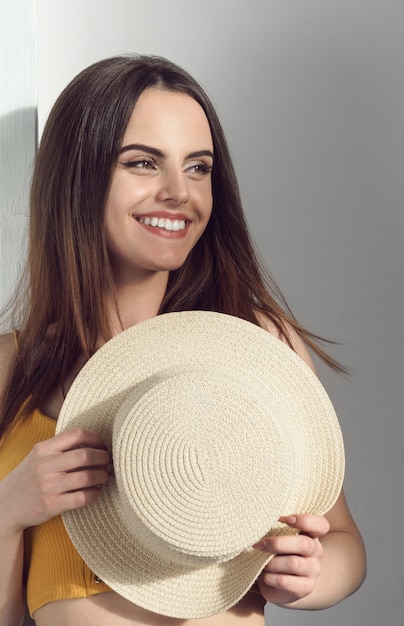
0, 55, 366, 626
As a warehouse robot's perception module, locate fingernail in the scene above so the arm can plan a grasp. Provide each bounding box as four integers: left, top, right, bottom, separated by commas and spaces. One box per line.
279, 515, 297, 525
253, 540, 267, 551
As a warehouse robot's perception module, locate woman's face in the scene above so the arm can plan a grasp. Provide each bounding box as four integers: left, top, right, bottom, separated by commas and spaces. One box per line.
104, 88, 214, 285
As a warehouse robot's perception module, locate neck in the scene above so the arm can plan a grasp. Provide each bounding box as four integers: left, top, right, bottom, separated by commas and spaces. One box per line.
108, 271, 169, 333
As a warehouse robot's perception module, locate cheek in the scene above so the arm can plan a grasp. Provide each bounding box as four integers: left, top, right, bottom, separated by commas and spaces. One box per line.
196, 192, 213, 240
106, 175, 151, 216
196, 184, 213, 219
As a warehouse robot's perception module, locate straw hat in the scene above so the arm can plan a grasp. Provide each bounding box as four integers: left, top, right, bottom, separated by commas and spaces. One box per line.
56, 311, 344, 618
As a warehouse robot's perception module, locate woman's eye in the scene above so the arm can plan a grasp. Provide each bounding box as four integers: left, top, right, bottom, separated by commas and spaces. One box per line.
122, 158, 157, 171
187, 163, 213, 176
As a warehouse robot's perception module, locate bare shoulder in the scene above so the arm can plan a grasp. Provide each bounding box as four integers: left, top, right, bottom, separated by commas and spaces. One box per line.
0, 333, 17, 397
255, 313, 316, 373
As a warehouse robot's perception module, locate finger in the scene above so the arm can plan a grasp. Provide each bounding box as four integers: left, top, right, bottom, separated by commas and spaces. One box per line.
264, 553, 321, 578
53, 485, 105, 515
58, 427, 109, 452
259, 570, 316, 602
254, 534, 322, 558
34, 446, 110, 478
39, 428, 108, 454
278, 514, 330, 538
58, 447, 110, 473
57, 467, 110, 493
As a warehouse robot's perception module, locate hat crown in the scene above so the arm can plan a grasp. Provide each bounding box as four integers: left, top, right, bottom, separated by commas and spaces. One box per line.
113, 366, 293, 565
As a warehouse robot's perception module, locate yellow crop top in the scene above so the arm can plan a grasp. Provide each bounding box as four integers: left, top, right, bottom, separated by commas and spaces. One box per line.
0, 409, 111, 617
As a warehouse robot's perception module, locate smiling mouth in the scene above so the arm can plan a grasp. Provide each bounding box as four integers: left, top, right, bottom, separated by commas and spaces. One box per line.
136, 216, 187, 232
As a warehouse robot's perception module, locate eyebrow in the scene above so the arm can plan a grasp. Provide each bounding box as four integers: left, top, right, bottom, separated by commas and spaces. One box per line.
119, 143, 214, 160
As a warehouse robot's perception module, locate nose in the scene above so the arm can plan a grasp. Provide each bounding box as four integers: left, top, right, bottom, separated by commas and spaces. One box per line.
156, 168, 190, 206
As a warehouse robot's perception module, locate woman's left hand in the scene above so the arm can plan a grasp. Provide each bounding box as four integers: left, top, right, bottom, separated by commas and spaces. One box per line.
253, 514, 330, 606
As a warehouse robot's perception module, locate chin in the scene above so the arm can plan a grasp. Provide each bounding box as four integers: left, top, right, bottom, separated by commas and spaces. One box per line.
156, 256, 190, 272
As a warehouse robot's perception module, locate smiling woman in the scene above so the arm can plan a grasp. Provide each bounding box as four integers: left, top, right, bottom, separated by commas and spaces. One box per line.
0, 54, 365, 626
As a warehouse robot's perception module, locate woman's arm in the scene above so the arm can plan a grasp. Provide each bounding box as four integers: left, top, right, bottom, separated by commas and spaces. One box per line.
0, 507, 26, 626
0, 335, 111, 625
0, 334, 26, 625
253, 318, 366, 608
0, 427, 111, 625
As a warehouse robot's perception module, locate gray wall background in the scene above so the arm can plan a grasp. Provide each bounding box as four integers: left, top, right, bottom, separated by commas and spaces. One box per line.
1, 1, 402, 625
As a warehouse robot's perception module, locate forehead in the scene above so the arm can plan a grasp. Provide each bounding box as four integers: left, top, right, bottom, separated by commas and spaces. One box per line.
122, 88, 213, 150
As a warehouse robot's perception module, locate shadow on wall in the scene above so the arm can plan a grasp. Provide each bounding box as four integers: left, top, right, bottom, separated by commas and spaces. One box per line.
0, 107, 37, 319
0, 107, 37, 623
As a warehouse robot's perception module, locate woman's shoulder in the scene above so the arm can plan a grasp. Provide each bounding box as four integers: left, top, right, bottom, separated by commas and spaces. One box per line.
0, 333, 17, 397
255, 313, 316, 373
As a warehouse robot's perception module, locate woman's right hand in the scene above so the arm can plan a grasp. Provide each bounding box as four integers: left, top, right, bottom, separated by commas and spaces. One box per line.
0, 428, 110, 533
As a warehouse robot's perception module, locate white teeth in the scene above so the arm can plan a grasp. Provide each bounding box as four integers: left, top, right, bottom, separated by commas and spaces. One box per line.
138, 217, 186, 231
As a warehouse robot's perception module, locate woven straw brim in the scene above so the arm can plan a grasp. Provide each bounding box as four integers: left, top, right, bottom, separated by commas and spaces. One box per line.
56, 311, 344, 618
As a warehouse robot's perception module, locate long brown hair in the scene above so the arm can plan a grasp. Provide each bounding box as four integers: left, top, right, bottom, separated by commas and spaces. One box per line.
0, 55, 341, 438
